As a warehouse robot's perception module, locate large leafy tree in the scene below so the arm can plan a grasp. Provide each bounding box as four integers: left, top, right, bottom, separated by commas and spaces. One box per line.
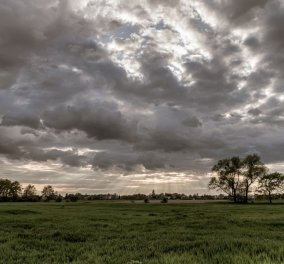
258, 172, 284, 203
209, 156, 242, 203
209, 154, 268, 203
0, 179, 22, 200
242, 154, 267, 203
9, 181, 22, 199
23, 184, 37, 200
42, 185, 55, 201
0, 179, 12, 198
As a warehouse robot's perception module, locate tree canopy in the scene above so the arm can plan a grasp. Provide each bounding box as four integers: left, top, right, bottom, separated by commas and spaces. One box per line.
258, 172, 284, 203
0, 179, 21, 201
209, 154, 283, 203
42, 185, 56, 201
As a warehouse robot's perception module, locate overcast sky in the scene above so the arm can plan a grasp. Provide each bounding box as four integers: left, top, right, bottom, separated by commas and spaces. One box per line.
1, 0, 284, 194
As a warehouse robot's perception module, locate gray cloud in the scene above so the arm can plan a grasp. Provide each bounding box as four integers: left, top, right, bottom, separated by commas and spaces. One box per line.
0, 0, 283, 193
0, 0, 95, 89
43, 100, 138, 142
203, 0, 269, 25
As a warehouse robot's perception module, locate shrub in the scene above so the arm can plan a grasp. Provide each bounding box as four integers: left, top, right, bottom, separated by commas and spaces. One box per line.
161, 197, 168, 203
55, 196, 63, 202
144, 198, 149, 203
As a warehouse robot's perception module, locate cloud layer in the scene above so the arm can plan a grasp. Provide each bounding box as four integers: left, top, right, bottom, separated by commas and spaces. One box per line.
1, 0, 284, 194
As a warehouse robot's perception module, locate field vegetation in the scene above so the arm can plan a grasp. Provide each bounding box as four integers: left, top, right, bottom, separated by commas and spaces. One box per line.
0, 201, 283, 264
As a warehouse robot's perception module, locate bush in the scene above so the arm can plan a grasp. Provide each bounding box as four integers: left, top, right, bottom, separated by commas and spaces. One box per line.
65, 194, 79, 202
161, 197, 168, 203
55, 196, 63, 202
144, 198, 149, 203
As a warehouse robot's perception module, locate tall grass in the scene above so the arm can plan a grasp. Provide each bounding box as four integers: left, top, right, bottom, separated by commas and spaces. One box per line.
0, 202, 283, 263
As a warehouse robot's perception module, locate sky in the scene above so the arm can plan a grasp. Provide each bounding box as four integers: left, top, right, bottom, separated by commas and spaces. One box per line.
0, 0, 284, 195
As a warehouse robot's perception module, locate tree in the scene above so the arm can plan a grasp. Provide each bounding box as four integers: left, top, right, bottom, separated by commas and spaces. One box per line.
23, 184, 37, 200
0, 179, 13, 199
161, 197, 168, 203
55, 194, 63, 202
42, 185, 55, 201
0, 179, 22, 201
209, 154, 268, 203
144, 198, 149, 203
258, 172, 284, 203
65, 193, 79, 202
209, 157, 242, 203
151, 189, 156, 199
9, 181, 22, 200
242, 154, 267, 203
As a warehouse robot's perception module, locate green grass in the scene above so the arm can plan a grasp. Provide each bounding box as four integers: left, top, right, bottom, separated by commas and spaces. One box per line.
0, 201, 283, 264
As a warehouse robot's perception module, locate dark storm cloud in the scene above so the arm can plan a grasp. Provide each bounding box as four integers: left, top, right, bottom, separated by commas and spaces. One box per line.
203, 0, 269, 24
147, 0, 180, 8
0, 0, 96, 89
183, 58, 247, 110
0, 0, 284, 192
135, 49, 188, 105
92, 150, 166, 171
0, 126, 90, 167
43, 100, 138, 141
1, 114, 41, 129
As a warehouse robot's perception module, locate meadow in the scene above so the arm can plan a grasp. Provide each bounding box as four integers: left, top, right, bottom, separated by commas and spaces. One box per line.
0, 201, 283, 264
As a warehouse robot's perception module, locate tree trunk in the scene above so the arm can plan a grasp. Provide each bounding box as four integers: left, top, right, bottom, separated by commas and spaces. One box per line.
244, 186, 249, 204
232, 188, 237, 203
268, 191, 272, 204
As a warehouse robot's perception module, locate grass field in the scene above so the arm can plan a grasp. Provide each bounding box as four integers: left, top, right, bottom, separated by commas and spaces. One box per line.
0, 201, 283, 264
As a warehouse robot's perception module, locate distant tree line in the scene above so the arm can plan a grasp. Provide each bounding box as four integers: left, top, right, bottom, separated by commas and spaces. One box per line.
209, 154, 284, 203
0, 180, 49, 202
0, 180, 79, 202
0, 179, 230, 203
